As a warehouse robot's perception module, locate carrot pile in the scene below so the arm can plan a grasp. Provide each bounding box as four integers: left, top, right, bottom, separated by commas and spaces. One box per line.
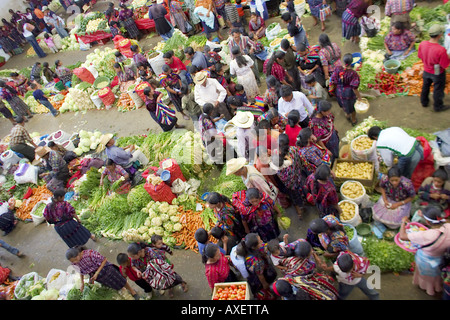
117, 92, 136, 112
15, 185, 52, 221
49, 96, 65, 110
0, 280, 18, 300
172, 206, 216, 253
400, 61, 450, 96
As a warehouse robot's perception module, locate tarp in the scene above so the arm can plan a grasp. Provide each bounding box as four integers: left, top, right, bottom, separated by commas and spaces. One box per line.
75, 31, 113, 44
134, 18, 156, 30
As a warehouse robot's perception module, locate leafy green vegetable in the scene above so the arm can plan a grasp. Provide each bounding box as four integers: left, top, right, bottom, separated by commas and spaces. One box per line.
361, 237, 415, 273
66, 287, 83, 300
127, 184, 153, 213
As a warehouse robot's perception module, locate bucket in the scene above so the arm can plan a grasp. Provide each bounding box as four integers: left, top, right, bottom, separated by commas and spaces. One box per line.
1, 150, 20, 169
93, 76, 111, 90
355, 98, 369, 114
127, 85, 144, 108
148, 51, 165, 76
160, 170, 171, 183
90, 91, 104, 109
343, 223, 364, 256
384, 59, 400, 74
55, 81, 65, 91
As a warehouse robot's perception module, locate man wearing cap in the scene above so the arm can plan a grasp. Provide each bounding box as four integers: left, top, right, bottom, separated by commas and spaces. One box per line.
97, 134, 149, 172
9, 116, 38, 162
36, 146, 70, 193
194, 71, 232, 120
277, 85, 314, 128
418, 24, 450, 113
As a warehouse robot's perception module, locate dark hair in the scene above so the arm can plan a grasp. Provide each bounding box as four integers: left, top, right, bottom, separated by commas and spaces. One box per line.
280, 38, 290, 51
231, 46, 248, 68
281, 12, 292, 22
315, 164, 331, 181
393, 21, 405, 31
43, 62, 49, 68
422, 206, 445, 222
163, 50, 173, 59
432, 168, 448, 181
294, 241, 312, 259
246, 188, 261, 201
194, 228, 209, 244
230, 28, 241, 35
113, 62, 121, 69
278, 133, 290, 157
257, 119, 271, 131
309, 218, 329, 234
265, 51, 285, 76
387, 166, 401, 179
267, 239, 281, 254
317, 100, 332, 113
239, 233, 261, 258
10, 72, 18, 77
305, 74, 316, 84
188, 65, 198, 75
280, 84, 293, 98
367, 126, 382, 140
55, 60, 61, 66
265, 108, 279, 124
206, 192, 231, 205
44, 33, 50, 39
235, 84, 244, 92
297, 43, 307, 52
318, 33, 332, 48
202, 243, 220, 264
130, 45, 138, 52
14, 116, 25, 124
114, 50, 122, 57
139, 70, 147, 76
30, 82, 38, 89
162, 64, 171, 73
266, 75, 281, 92
337, 253, 354, 273
343, 53, 353, 67
210, 226, 225, 240
287, 110, 300, 127
255, 145, 268, 157
215, 63, 223, 73
151, 234, 163, 244
143, 86, 152, 96
202, 102, 214, 115
181, 85, 189, 95
116, 253, 129, 265
297, 127, 312, 148
47, 141, 56, 148
184, 46, 194, 55
66, 246, 84, 260
127, 242, 143, 256
105, 159, 116, 167
227, 95, 242, 108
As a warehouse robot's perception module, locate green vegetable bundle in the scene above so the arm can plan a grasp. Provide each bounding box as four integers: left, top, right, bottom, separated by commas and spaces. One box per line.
208, 165, 246, 199
127, 184, 153, 213
361, 237, 415, 273
78, 167, 102, 198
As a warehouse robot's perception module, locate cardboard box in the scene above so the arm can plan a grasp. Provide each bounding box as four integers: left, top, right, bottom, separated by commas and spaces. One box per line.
332, 159, 375, 187
211, 281, 251, 300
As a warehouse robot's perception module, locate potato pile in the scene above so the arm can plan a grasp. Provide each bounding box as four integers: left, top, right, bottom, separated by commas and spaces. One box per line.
339, 201, 356, 221
352, 136, 374, 151
335, 161, 373, 180
341, 181, 365, 199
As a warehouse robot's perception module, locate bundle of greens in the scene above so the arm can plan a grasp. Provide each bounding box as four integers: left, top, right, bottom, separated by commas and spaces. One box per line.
361, 237, 415, 273
207, 165, 246, 199
77, 167, 102, 198
127, 184, 153, 213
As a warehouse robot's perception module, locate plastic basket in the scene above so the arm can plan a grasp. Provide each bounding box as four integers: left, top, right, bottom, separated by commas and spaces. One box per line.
384, 59, 400, 74
355, 98, 370, 114
394, 222, 429, 253
93, 76, 111, 90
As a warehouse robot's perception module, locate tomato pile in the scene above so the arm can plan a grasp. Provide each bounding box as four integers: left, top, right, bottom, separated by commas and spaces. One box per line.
212, 284, 247, 300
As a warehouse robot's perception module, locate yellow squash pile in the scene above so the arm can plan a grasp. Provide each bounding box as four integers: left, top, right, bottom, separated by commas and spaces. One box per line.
335, 162, 373, 180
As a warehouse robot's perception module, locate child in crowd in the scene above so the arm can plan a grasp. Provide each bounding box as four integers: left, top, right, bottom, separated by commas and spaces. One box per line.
43, 33, 58, 53
114, 50, 127, 64
305, 74, 328, 108
117, 253, 153, 298
325, 251, 379, 300
195, 228, 226, 256
181, 85, 202, 126
109, 20, 122, 38
235, 0, 247, 33
150, 234, 173, 265
277, 240, 327, 277
210, 226, 238, 255
204, 45, 222, 67
205, 33, 222, 51
285, 109, 302, 146
235, 84, 248, 105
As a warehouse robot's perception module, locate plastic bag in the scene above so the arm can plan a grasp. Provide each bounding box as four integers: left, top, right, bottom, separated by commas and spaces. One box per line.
444, 14, 450, 55
46, 269, 69, 291
434, 128, 450, 157
265, 23, 281, 41
14, 163, 38, 185
277, 215, 291, 230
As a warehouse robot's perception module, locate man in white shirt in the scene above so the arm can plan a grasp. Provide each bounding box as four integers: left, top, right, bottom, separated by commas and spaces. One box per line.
368, 126, 424, 179
277, 85, 314, 128
194, 71, 232, 120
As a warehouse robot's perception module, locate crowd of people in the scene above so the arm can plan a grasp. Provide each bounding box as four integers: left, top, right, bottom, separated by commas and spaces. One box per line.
0, 0, 450, 302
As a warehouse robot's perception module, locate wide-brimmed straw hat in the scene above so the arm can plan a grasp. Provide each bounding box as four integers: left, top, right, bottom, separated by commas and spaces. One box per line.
230, 111, 254, 129
194, 70, 208, 85
35, 146, 51, 159
226, 157, 247, 176
96, 133, 114, 153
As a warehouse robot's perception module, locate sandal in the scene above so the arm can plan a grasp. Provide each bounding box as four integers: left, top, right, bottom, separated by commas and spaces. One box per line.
181, 282, 189, 293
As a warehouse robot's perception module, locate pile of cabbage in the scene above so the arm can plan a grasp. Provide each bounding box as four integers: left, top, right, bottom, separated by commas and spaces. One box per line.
121, 200, 181, 246
59, 87, 96, 113
81, 47, 116, 79
61, 33, 80, 52
73, 130, 104, 156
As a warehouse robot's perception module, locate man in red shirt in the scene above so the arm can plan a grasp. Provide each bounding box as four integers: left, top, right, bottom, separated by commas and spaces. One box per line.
418, 24, 450, 112
163, 50, 188, 87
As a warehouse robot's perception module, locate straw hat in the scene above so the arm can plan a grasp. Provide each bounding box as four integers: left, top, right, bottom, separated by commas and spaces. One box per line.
35, 146, 51, 159
194, 71, 208, 85
96, 133, 114, 153
428, 24, 445, 37
226, 157, 247, 176
230, 111, 254, 129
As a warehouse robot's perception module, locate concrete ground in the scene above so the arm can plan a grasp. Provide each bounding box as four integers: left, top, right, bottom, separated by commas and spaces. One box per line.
0, 0, 448, 301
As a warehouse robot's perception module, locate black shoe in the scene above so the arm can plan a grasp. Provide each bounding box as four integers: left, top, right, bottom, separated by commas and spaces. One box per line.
434, 105, 450, 112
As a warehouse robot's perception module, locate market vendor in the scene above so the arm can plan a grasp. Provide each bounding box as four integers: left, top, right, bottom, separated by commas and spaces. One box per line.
0, 98, 15, 126
96, 134, 149, 173
248, 12, 266, 40
9, 116, 38, 162
368, 126, 423, 179
193, 71, 232, 121
114, 62, 136, 92
384, 21, 416, 61
163, 50, 188, 88
55, 60, 73, 88
47, 141, 78, 164
118, 3, 140, 40
0, 198, 19, 236
130, 45, 149, 69
9, 72, 30, 96
308, 215, 349, 259
372, 166, 416, 229
0, 81, 34, 120
148, 0, 174, 41
42, 62, 57, 83
36, 146, 70, 193
100, 159, 132, 194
